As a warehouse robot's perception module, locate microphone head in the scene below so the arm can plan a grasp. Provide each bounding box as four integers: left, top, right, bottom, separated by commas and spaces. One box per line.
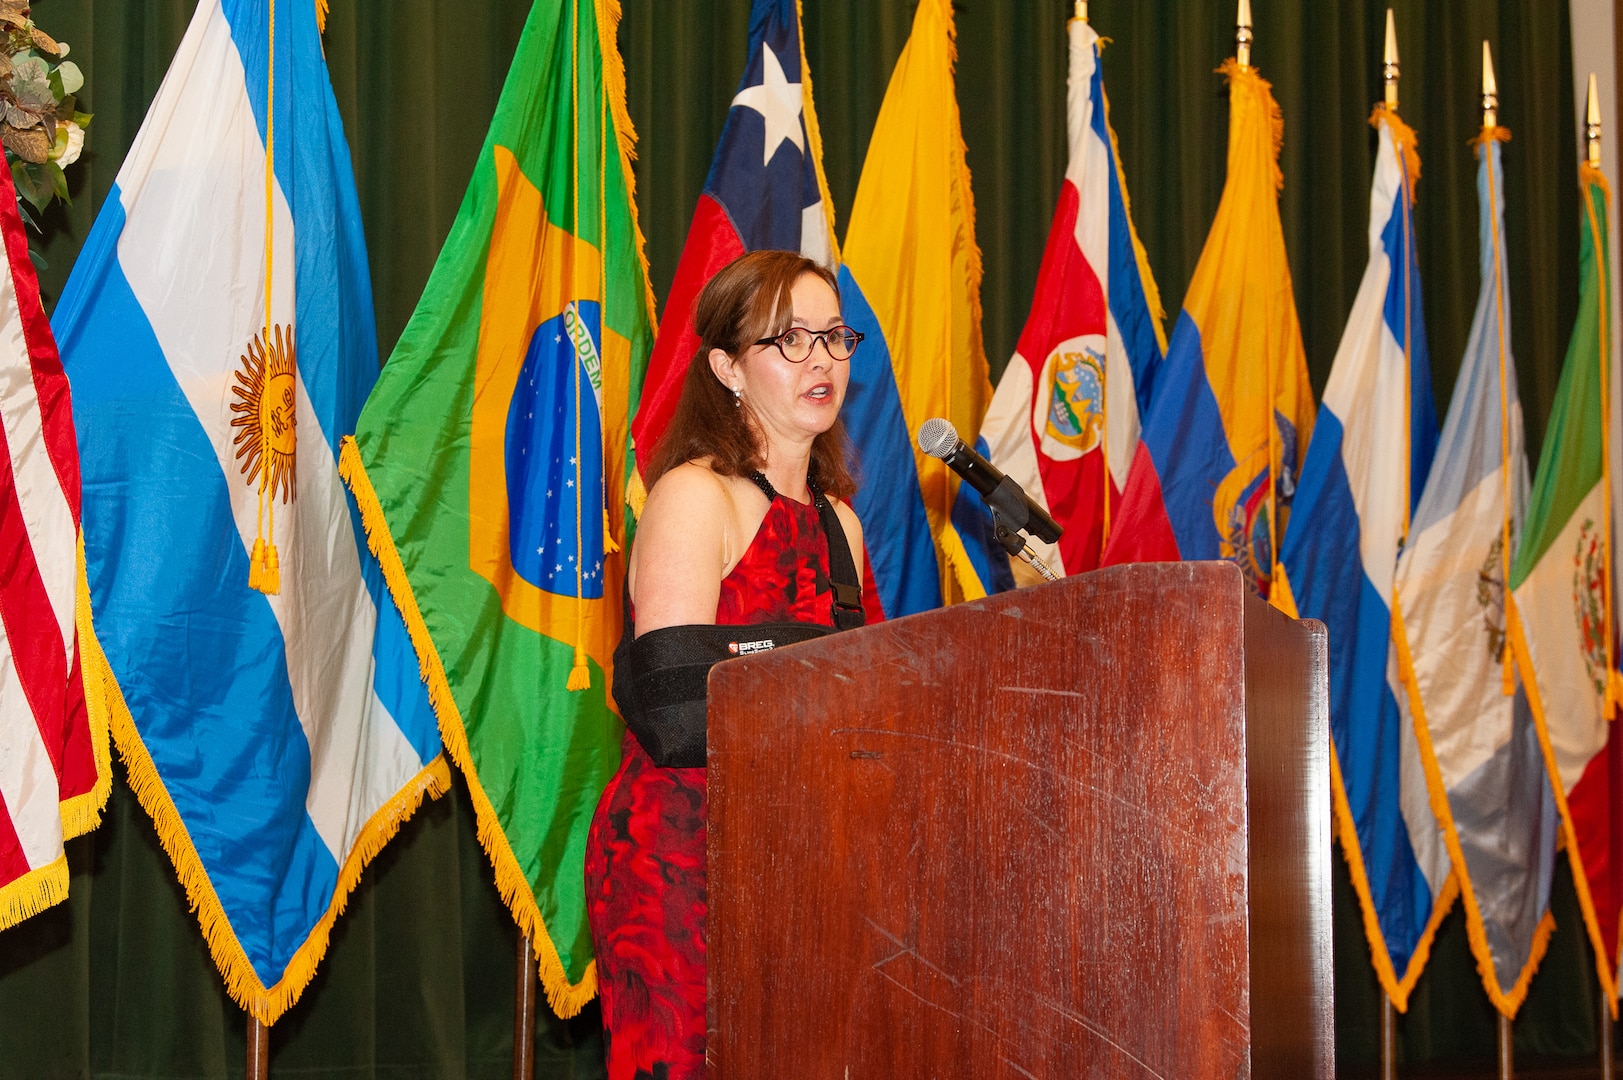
917, 417, 960, 460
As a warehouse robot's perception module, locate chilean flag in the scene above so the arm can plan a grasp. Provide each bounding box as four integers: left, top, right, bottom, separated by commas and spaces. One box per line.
630, 0, 836, 484
980, 16, 1166, 575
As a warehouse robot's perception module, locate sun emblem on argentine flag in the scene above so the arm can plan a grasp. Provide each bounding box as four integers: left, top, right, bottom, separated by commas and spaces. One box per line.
231, 323, 298, 504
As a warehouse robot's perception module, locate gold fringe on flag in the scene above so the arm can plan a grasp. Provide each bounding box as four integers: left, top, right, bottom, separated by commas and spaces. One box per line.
61, 532, 113, 839
339, 437, 600, 1017
77, 536, 452, 1024
1395, 592, 1556, 1016
0, 853, 68, 932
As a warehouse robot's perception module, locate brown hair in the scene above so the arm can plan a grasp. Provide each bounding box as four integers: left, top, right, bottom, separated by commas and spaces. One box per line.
647, 249, 857, 500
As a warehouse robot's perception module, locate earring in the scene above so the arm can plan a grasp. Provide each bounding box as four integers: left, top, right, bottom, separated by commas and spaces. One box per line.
732, 385, 741, 408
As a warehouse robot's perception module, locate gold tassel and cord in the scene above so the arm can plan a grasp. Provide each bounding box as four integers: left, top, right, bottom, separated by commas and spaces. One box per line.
248, 0, 286, 597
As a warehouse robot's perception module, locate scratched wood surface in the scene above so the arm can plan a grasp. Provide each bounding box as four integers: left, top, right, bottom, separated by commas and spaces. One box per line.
706, 560, 1331, 1079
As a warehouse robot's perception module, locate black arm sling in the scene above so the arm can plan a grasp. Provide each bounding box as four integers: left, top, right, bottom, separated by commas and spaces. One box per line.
611, 473, 865, 768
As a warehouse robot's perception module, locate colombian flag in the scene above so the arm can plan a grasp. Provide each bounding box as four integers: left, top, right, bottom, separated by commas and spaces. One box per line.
1106, 59, 1314, 599
340, 0, 655, 1015
839, 0, 1010, 617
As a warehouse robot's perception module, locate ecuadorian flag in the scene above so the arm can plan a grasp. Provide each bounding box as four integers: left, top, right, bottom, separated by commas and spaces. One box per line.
1106, 59, 1315, 599
55, 0, 446, 1024
839, 0, 1010, 617
340, 0, 655, 1015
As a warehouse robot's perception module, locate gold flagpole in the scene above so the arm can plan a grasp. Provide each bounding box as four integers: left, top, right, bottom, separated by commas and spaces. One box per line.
1383, 9, 1399, 111
1479, 36, 1517, 1080
1235, 0, 1252, 70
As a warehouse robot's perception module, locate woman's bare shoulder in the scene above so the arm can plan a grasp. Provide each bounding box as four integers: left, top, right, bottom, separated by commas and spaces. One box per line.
641, 460, 733, 518
829, 496, 863, 539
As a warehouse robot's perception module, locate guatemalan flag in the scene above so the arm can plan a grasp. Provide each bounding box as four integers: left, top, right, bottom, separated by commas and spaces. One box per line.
630, 0, 837, 494
53, 0, 446, 1024
1391, 125, 1557, 1018
1104, 58, 1315, 597
1274, 106, 1446, 1010
980, 14, 1166, 576
839, 0, 1010, 616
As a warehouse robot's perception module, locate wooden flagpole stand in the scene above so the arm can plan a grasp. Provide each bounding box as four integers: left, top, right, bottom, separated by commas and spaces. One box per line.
1379, 991, 1397, 1080
513, 930, 538, 1079
1602, 985, 1615, 1080
246, 1014, 269, 1080
1497, 1012, 1514, 1079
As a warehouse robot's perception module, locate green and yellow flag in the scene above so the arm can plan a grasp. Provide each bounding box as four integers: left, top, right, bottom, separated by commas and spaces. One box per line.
339, 0, 654, 1014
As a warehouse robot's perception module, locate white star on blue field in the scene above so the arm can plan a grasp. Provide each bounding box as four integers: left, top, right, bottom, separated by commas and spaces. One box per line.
506, 301, 607, 599
704, 6, 824, 251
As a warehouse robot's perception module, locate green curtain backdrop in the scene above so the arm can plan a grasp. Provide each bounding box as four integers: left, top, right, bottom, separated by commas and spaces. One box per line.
0, 0, 1604, 1075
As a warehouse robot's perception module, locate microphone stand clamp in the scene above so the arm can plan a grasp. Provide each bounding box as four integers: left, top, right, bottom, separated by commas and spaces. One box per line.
990, 509, 1060, 583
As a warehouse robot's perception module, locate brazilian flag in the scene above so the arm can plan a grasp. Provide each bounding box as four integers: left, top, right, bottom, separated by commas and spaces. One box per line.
340, 0, 654, 1014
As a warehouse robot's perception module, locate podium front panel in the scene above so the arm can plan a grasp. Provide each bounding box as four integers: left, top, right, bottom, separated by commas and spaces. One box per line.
706, 561, 1330, 1078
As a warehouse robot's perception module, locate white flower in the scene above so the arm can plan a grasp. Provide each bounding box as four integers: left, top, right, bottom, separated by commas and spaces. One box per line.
52, 120, 82, 167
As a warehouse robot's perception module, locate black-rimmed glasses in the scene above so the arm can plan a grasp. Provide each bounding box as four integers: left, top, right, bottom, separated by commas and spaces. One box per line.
752, 325, 864, 363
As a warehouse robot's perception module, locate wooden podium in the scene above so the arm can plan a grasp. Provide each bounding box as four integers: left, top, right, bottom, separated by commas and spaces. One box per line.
706, 561, 1332, 1078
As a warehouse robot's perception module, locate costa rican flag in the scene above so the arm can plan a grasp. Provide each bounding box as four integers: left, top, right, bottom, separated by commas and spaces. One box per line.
629, 0, 836, 491
980, 15, 1166, 576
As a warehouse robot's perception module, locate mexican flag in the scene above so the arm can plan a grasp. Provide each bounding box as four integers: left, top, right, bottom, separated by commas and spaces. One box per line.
340, 0, 655, 1015
1507, 162, 1623, 1010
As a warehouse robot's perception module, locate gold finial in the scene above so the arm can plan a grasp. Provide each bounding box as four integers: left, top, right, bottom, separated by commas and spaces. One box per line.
1481, 40, 1498, 129
1235, 0, 1253, 69
1383, 9, 1399, 110
1587, 72, 1602, 167
1074, 0, 1087, 22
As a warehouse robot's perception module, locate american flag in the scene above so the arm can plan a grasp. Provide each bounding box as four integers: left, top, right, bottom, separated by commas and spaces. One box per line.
0, 159, 104, 931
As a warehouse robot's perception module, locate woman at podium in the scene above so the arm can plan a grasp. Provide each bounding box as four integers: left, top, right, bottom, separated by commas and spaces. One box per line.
585, 249, 870, 1078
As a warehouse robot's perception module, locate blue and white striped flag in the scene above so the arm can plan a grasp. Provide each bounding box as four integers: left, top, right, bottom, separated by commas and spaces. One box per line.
53, 0, 447, 1025
1390, 128, 1558, 1018
1276, 106, 1447, 1011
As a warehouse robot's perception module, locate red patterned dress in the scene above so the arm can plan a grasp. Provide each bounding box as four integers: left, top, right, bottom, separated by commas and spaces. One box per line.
585, 490, 840, 1079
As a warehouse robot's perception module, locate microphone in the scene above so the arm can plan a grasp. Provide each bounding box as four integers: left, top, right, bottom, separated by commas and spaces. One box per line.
917, 418, 1063, 544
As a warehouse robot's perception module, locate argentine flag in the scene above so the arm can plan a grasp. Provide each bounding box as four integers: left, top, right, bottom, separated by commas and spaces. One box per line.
1276, 107, 1444, 1010
1390, 128, 1557, 1017
54, 0, 446, 1024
